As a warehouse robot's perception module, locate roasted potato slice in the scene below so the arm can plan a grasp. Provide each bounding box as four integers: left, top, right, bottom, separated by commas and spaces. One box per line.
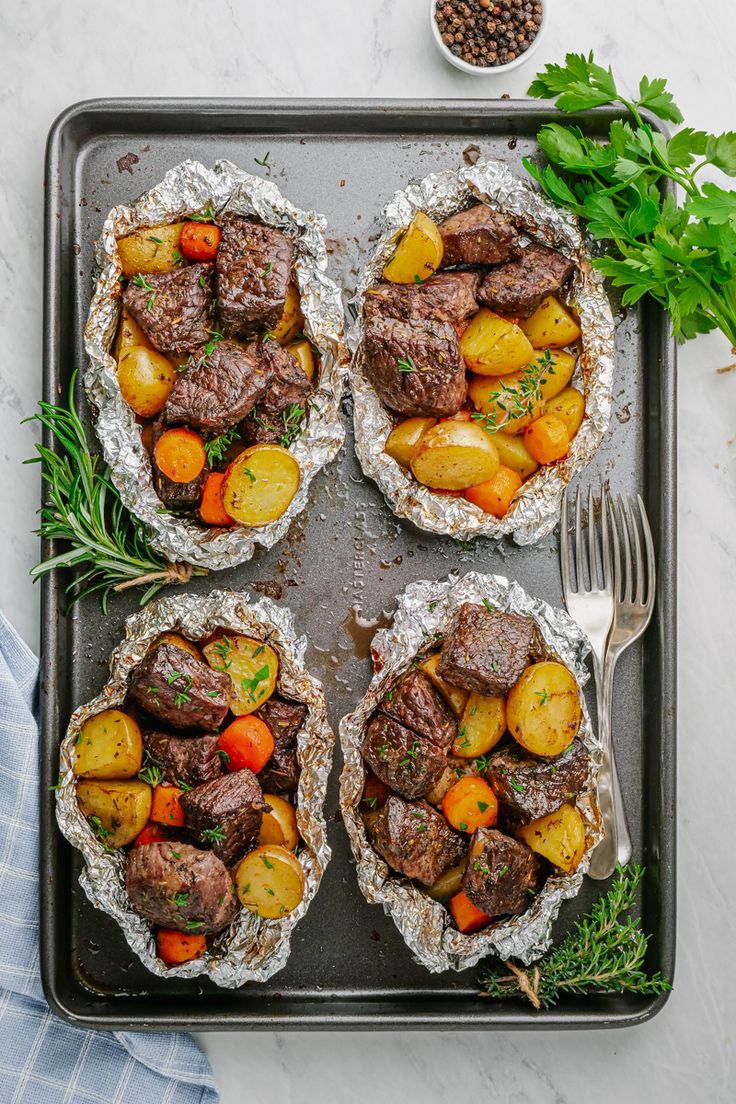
543, 387, 585, 440
117, 222, 186, 276
453, 692, 506, 758
259, 794, 299, 851
271, 282, 304, 345
520, 296, 581, 349
113, 307, 154, 362
222, 445, 301, 527
73, 709, 143, 780
416, 653, 469, 718
202, 634, 278, 717
385, 417, 437, 468
490, 431, 539, 480
460, 309, 535, 376
235, 844, 305, 919
286, 338, 317, 381
426, 858, 468, 902
383, 211, 444, 284
77, 779, 152, 848
516, 803, 586, 873
507, 661, 582, 757
118, 346, 176, 418
154, 632, 203, 661
411, 420, 500, 490
468, 349, 576, 435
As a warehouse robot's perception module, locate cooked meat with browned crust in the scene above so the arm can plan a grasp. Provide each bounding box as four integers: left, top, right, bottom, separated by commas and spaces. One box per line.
438, 204, 520, 267
180, 769, 269, 866
461, 827, 541, 917
485, 740, 590, 824
128, 643, 230, 731
216, 215, 293, 338
477, 242, 575, 318
363, 315, 466, 417
363, 271, 480, 326
123, 263, 216, 352
437, 603, 534, 695
369, 795, 467, 886
126, 841, 238, 934
379, 670, 456, 751
362, 714, 447, 800
241, 341, 312, 446
144, 731, 223, 789
256, 696, 307, 794
163, 338, 272, 434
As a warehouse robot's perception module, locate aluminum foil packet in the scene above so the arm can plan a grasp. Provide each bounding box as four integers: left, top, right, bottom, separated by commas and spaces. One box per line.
55, 589, 334, 988
84, 159, 347, 570
348, 159, 615, 545
339, 572, 603, 974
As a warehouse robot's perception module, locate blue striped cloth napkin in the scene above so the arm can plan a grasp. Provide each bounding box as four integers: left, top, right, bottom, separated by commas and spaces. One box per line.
0, 611, 219, 1104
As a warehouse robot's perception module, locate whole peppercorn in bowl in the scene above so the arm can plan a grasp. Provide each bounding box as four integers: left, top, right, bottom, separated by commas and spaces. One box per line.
430, 0, 546, 74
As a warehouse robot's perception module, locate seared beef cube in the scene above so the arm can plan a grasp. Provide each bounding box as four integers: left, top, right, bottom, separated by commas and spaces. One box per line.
362, 715, 447, 800
486, 740, 589, 824
150, 417, 208, 511
256, 696, 307, 794
123, 263, 216, 352
180, 769, 269, 866
478, 242, 575, 318
364, 271, 480, 326
380, 670, 455, 751
438, 603, 534, 695
126, 841, 237, 934
241, 341, 312, 446
144, 731, 223, 788
369, 795, 467, 886
363, 315, 466, 417
163, 339, 272, 434
438, 204, 520, 267
461, 828, 541, 917
216, 215, 293, 338
129, 643, 230, 731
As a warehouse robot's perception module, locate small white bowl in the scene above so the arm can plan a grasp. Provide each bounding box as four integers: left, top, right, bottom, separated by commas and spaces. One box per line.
429, 0, 548, 76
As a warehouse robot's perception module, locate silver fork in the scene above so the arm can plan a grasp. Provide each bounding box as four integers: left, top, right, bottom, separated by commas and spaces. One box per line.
560, 485, 622, 878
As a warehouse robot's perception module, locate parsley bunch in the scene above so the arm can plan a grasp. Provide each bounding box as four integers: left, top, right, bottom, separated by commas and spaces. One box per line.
525, 53, 736, 346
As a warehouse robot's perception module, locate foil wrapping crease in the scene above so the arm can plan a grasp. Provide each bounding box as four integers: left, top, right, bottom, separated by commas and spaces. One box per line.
56, 590, 334, 988
349, 160, 615, 545
339, 572, 603, 973
84, 159, 347, 570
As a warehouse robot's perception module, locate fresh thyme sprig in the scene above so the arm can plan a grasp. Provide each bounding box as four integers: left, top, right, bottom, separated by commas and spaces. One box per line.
480, 864, 671, 1009
204, 427, 240, 465
472, 349, 552, 433
24, 371, 205, 612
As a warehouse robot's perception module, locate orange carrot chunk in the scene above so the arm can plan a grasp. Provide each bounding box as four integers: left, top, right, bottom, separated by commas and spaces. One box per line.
449, 890, 492, 934
150, 784, 186, 827
199, 472, 235, 527
132, 822, 171, 848
180, 222, 221, 263
156, 928, 207, 965
217, 716, 275, 774
442, 776, 498, 834
464, 464, 522, 518
523, 414, 570, 465
154, 428, 206, 484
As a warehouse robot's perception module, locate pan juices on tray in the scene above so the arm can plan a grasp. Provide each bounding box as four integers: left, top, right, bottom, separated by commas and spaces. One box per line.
339, 573, 602, 973
54, 590, 333, 986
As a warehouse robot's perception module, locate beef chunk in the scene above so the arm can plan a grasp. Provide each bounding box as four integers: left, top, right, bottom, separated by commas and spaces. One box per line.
369, 795, 467, 886
485, 740, 590, 824
438, 205, 520, 267
256, 696, 307, 794
123, 263, 216, 352
362, 715, 447, 800
379, 670, 455, 751
144, 731, 223, 788
461, 828, 541, 917
129, 643, 230, 731
438, 603, 534, 695
216, 215, 293, 338
180, 769, 269, 866
364, 271, 480, 326
150, 418, 208, 511
163, 339, 272, 434
478, 242, 575, 318
126, 841, 237, 934
241, 341, 312, 446
363, 315, 466, 417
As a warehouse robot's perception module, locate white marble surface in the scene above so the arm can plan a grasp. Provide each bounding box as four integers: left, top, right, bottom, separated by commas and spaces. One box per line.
2, 0, 735, 1100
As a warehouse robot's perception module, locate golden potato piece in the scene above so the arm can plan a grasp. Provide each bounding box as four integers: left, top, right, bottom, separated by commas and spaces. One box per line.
507, 661, 582, 758
411, 420, 500, 490
118, 346, 176, 418
543, 387, 585, 440
271, 282, 304, 345
517, 803, 586, 873
426, 859, 468, 902
385, 417, 437, 468
117, 222, 186, 276
416, 653, 469, 717
235, 845, 305, 919
287, 338, 317, 381
73, 709, 143, 780
460, 309, 535, 376
468, 349, 576, 435
155, 632, 203, 661
202, 634, 278, 716
520, 296, 581, 349
383, 211, 443, 284
77, 779, 152, 849
222, 445, 301, 527
491, 431, 539, 480
453, 692, 506, 758
259, 794, 299, 851
113, 307, 153, 362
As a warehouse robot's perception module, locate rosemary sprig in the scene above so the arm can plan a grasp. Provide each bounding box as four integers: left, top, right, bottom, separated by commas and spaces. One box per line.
204, 426, 240, 465
24, 371, 205, 612
480, 864, 671, 1009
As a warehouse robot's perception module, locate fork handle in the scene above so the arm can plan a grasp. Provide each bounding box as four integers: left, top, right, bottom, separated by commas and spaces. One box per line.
588, 654, 632, 880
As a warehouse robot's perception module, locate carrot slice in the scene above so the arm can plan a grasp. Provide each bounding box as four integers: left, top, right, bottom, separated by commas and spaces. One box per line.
523, 414, 570, 464
199, 472, 235, 527
442, 776, 498, 833
217, 716, 275, 774
464, 464, 522, 518
132, 822, 171, 848
154, 428, 206, 483
150, 784, 185, 827
180, 222, 221, 262
156, 928, 207, 965
449, 890, 492, 933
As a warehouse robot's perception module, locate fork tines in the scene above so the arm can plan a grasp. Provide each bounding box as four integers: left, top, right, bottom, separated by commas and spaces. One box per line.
561, 484, 613, 597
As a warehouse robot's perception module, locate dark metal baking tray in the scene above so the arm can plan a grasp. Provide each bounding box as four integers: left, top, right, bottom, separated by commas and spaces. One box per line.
40, 99, 676, 1030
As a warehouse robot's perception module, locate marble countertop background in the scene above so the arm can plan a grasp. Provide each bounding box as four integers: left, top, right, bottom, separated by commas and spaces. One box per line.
1, 0, 734, 1100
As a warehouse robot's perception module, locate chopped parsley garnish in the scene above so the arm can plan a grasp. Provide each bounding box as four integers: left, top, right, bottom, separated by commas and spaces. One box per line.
477, 801, 489, 812
497, 865, 509, 878
172, 892, 189, 907
459, 821, 468, 831
211, 637, 232, 671
428, 599, 439, 613
261, 855, 274, 870
508, 776, 526, 794
147, 235, 163, 245
174, 690, 191, 708
397, 355, 416, 373
261, 262, 273, 277
254, 152, 270, 167
206, 690, 221, 698
377, 743, 389, 761
171, 850, 181, 860
482, 598, 496, 613
535, 689, 549, 706
204, 328, 225, 356
216, 748, 230, 765
241, 665, 271, 704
